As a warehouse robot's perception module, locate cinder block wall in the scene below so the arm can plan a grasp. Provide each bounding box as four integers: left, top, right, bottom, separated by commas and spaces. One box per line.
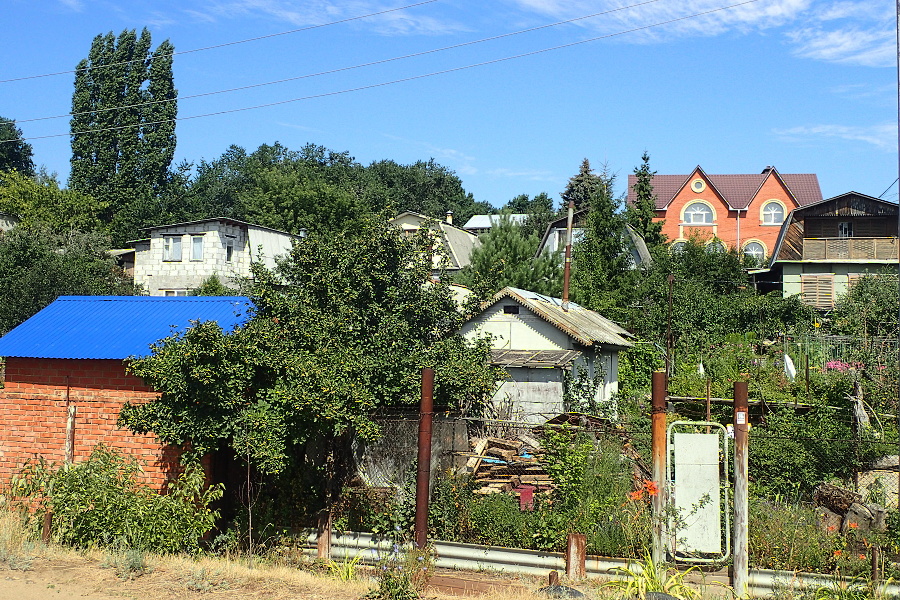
0, 357, 180, 490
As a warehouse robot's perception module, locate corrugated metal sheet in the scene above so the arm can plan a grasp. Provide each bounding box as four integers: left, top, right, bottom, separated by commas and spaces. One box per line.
490, 349, 582, 368
492, 288, 633, 349
0, 296, 252, 360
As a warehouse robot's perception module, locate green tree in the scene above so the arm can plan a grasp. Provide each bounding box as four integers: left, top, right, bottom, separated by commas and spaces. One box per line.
503, 192, 557, 238
0, 226, 138, 334
455, 214, 563, 298
830, 271, 898, 338
0, 117, 34, 176
570, 161, 628, 311
120, 218, 500, 476
69, 28, 177, 243
0, 170, 107, 233
626, 152, 665, 247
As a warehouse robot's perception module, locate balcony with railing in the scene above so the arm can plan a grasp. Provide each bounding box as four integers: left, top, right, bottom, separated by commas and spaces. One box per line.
802, 237, 898, 261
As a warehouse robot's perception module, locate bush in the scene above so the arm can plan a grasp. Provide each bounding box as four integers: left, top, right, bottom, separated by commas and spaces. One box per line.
11, 445, 222, 553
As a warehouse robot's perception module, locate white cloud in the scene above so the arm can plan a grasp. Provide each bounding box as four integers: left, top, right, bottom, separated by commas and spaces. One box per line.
193, 0, 465, 35
788, 25, 895, 67
58, 0, 84, 10
488, 167, 557, 181
773, 122, 896, 151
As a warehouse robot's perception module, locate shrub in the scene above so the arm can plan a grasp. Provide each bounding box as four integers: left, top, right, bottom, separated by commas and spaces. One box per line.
11, 445, 222, 553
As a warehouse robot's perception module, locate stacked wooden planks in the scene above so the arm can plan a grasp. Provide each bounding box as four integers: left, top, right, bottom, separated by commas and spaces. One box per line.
464, 436, 554, 495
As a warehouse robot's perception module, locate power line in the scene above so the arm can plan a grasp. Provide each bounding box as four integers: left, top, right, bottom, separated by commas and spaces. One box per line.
0, 0, 439, 85
5, 0, 765, 145
16, 0, 670, 126
878, 178, 898, 199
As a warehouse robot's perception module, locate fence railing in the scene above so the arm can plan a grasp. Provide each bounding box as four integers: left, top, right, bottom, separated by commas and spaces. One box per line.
802, 237, 898, 261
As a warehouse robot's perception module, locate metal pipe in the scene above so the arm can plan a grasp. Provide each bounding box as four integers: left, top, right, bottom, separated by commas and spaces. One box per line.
651, 371, 668, 565
414, 367, 435, 549
64, 375, 75, 464
733, 381, 749, 598
665, 274, 675, 380
561, 200, 575, 312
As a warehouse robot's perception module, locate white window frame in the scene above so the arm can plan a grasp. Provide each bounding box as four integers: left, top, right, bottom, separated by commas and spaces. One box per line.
761, 201, 785, 225
742, 240, 766, 263
683, 202, 714, 225
225, 235, 236, 262
163, 289, 188, 297
191, 235, 204, 261
163, 235, 182, 262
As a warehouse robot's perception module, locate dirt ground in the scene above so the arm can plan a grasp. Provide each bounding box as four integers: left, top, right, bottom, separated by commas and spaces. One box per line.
0, 553, 549, 600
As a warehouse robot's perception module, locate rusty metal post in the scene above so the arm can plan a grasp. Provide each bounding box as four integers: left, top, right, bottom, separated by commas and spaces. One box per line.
651, 370, 668, 565
561, 200, 575, 312
733, 381, 749, 598
316, 510, 332, 559
414, 368, 435, 549
565, 533, 586, 579
41, 511, 52, 544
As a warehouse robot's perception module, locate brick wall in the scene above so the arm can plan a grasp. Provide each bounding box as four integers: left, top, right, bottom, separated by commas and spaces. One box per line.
656, 172, 799, 259
0, 357, 180, 490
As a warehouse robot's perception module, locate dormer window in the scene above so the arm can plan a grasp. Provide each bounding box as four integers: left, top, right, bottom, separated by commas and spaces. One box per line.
163, 235, 182, 262
684, 202, 714, 225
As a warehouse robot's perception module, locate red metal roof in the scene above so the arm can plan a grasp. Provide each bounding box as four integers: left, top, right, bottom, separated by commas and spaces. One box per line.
626, 168, 823, 211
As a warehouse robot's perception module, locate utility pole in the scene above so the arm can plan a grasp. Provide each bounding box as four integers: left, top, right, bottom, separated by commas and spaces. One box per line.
733, 381, 749, 598
651, 371, 668, 565
562, 200, 575, 312
414, 368, 435, 549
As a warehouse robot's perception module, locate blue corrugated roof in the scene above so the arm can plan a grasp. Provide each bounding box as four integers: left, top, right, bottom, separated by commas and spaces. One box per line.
0, 296, 253, 360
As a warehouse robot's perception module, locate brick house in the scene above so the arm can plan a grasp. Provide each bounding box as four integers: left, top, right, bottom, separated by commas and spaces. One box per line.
132, 218, 302, 296
626, 166, 822, 262
0, 295, 251, 489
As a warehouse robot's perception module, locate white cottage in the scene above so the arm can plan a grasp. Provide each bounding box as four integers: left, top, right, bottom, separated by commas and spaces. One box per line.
460, 287, 633, 423
132, 218, 302, 296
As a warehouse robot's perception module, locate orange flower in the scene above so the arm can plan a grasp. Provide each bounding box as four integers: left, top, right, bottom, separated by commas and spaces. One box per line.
834, 550, 842, 557
629, 490, 644, 501
859, 554, 866, 560
848, 522, 859, 529
827, 525, 836, 532
644, 481, 660, 497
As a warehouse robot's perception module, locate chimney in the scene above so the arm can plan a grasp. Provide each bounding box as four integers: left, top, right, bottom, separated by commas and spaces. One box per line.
445, 210, 453, 225
761, 166, 774, 174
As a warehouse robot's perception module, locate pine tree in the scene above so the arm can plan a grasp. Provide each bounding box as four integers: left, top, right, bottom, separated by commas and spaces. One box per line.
561, 158, 606, 210
626, 152, 665, 247
0, 117, 34, 176
69, 28, 176, 243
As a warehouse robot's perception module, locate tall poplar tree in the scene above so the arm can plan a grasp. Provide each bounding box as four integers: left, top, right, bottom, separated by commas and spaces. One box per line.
69, 28, 176, 243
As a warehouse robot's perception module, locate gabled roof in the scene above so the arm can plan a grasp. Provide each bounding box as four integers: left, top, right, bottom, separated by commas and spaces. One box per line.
476, 287, 633, 348
0, 296, 253, 360
389, 211, 480, 269
140, 217, 301, 238
626, 167, 822, 211
463, 214, 528, 230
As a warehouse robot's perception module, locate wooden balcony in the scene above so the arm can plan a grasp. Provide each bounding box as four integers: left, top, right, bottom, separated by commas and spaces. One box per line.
802, 237, 898, 261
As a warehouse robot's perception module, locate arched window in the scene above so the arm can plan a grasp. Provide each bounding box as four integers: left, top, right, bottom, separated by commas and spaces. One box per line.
706, 240, 726, 253
670, 241, 687, 253
743, 241, 766, 263
762, 201, 785, 225
684, 202, 714, 225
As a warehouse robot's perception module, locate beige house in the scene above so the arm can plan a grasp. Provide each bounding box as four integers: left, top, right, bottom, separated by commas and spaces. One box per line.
389, 211, 480, 272
764, 192, 898, 309
0, 211, 19, 232
132, 218, 302, 296
460, 287, 633, 423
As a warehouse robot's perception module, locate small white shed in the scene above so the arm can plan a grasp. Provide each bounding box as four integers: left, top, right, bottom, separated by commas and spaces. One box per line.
460, 287, 633, 423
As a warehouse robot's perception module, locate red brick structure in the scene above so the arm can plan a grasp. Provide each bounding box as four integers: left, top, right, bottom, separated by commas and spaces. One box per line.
627, 166, 822, 262
0, 295, 252, 492
0, 357, 179, 489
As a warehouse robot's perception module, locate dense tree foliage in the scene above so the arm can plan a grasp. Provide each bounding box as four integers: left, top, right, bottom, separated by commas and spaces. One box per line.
625, 152, 665, 247
120, 219, 501, 475
455, 214, 562, 298
830, 271, 898, 338
0, 117, 34, 177
503, 192, 557, 238
69, 28, 176, 244
0, 170, 106, 233
0, 226, 138, 334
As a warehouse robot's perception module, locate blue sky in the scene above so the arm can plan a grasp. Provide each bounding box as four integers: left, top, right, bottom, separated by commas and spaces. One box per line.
2, 0, 897, 207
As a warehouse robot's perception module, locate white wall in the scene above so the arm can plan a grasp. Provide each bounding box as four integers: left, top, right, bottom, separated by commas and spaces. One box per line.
460, 302, 572, 351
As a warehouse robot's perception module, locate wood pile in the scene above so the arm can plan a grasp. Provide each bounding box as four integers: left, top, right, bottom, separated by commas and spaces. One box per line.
464, 436, 554, 495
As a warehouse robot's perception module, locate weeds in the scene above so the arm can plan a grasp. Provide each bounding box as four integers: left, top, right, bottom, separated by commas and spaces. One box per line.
327, 552, 363, 581
102, 547, 151, 580
602, 553, 701, 600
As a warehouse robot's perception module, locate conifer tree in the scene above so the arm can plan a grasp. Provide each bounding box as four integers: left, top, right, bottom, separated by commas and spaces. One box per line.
0, 117, 34, 176
626, 152, 665, 247
69, 28, 176, 243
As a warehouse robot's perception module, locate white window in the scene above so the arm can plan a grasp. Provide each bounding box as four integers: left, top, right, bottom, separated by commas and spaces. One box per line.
743, 241, 766, 263
684, 202, 713, 225
225, 236, 236, 262
191, 235, 204, 261
163, 236, 182, 261
838, 222, 853, 238
762, 201, 785, 225
163, 289, 188, 297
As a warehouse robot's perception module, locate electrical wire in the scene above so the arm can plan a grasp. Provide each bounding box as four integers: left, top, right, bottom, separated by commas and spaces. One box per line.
4, 0, 766, 145
0, 0, 439, 84
16, 0, 670, 125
